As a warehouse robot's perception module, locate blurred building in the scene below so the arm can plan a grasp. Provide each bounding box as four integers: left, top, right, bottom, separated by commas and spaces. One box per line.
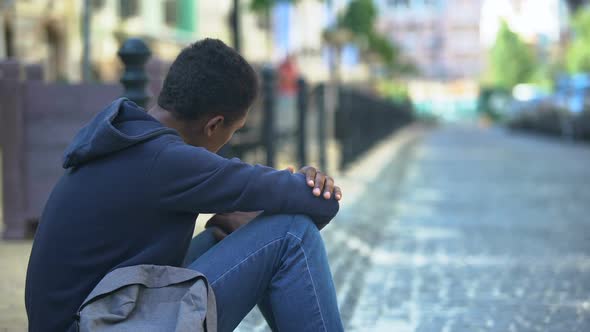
376, 0, 485, 80
376, 0, 569, 80
0, 0, 339, 83
0, 0, 81, 81
375, 0, 485, 120
0, 0, 201, 82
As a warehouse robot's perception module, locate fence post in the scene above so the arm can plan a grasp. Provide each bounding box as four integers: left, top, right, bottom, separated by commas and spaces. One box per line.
297, 77, 308, 167
262, 66, 276, 168
316, 83, 327, 172
0, 60, 28, 239
118, 38, 152, 107
338, 88, 352, 170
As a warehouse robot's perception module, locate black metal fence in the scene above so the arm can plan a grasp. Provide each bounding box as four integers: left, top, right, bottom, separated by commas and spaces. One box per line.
221, 72, 414, 171
335, 87, 414, 169
219, 66, 318, 169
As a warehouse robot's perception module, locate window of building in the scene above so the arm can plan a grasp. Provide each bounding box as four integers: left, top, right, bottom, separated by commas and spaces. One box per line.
164, 0, 177, 26
119, 0, 139, 19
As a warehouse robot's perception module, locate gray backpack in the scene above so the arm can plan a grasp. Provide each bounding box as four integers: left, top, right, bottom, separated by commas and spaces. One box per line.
76, 265, 216, 332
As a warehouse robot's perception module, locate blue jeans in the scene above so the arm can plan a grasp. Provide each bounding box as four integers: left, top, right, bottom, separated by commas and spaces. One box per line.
184, 214, 344, 332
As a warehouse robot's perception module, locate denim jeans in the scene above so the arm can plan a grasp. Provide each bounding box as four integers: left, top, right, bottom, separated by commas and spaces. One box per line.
184, 214, 344, 332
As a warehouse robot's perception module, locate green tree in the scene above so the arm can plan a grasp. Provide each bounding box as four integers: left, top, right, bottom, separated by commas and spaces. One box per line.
250, 0, 301, 12
337, 0, 401, 69
339, 0, 376, 36
367, 32, 398, 68
489, 21, 537, 89
566, 8, 590, 73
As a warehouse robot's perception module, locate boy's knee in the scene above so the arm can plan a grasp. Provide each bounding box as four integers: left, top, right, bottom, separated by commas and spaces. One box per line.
289, 214, 315, 228
254, 214, 321, 241
286, 214, 323, 244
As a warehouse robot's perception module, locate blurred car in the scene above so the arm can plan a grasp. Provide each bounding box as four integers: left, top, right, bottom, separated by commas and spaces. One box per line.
508, 76, 590, 140
553, 74, 590, 139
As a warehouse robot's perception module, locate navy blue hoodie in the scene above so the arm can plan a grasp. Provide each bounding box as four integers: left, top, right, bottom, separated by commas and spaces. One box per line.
24, 98, 339, 332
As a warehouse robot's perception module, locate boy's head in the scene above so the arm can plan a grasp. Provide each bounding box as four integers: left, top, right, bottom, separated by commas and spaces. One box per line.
156, 38, 258, 152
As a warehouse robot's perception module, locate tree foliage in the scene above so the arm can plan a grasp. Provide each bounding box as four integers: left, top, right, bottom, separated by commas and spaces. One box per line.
367, 33, 397, 65
339, 0, 376, 36
566, 8, 590, 73
248, 0, 403, 72
250, 0, 306, 13
338, 0, 400, 68
489, 21, 537, 89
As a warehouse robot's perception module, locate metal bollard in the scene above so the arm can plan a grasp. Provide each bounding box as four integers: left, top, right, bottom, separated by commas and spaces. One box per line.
316, 83, 327, 172
262, 66, 276, 168
118, 38, 152, 107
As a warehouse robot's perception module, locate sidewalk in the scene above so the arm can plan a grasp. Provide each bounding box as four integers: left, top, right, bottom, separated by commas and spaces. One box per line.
235, 124, 427, 331
0, 239, 30, 331
238, 124, 590, 331
0, 150, 31, 331
343, 125, 590, 331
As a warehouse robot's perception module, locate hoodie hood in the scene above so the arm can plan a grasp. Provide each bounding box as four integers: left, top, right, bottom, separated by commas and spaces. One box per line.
63, 98, 179, 168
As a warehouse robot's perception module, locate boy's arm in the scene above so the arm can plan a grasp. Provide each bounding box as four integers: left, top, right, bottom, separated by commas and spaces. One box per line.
150, 142, 340, 226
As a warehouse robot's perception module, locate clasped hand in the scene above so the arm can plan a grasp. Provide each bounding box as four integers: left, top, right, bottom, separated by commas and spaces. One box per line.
205, 166, 342, 241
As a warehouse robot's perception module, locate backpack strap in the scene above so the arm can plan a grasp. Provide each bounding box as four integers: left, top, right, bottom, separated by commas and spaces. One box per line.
204, 281, 217, 332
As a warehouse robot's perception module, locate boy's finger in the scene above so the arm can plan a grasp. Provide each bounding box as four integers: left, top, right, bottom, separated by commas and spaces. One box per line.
323, 177, 334, 199
285, 166, 295, 173
334, 186, 342, 201
305, 167, 317, 187
313, 172, 326, 197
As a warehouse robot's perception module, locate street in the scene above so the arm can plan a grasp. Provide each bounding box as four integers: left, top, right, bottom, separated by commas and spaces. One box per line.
239, 125, 590, 331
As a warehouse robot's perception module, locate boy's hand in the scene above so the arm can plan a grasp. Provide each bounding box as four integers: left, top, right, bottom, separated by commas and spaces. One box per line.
205, 211, 262, 242
286, 166, 342, 201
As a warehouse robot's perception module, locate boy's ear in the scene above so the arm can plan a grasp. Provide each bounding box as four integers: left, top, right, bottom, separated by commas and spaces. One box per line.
204, 115, 225, 137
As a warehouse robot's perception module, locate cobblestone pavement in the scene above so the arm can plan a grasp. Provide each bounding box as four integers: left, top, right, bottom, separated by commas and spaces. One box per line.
238, 125, 590, 331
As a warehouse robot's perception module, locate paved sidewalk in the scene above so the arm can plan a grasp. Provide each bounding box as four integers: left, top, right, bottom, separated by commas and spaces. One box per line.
0, 149, 31, 331
0, 240, 30, 331
338, 126, 590, 331
240, 125, 590, 331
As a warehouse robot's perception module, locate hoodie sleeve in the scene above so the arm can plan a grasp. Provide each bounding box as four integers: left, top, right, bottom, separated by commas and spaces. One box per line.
150, 141, 339, 226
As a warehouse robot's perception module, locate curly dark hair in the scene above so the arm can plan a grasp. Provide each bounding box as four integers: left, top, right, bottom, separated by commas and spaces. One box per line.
157, 38, 258, 122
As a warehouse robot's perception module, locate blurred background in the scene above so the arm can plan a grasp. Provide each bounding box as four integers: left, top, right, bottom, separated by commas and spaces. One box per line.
1, 0, 590, 331
1, 0, 589, 124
